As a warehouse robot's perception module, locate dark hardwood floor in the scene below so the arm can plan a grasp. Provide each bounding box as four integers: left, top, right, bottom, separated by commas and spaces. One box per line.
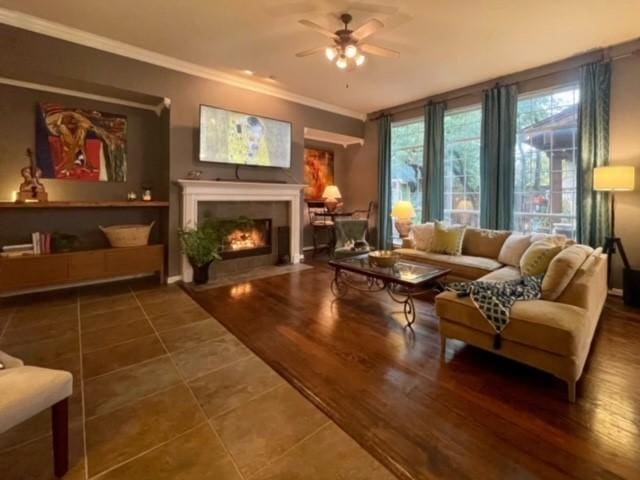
188, 260, 640, 480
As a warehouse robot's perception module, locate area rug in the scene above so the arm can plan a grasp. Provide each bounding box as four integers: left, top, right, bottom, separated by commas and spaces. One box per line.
187, 263, 313, 291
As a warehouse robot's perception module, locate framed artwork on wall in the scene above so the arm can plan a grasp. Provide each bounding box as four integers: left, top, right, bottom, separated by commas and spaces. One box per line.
35, 102, 127, 182
304, 148, 334, 200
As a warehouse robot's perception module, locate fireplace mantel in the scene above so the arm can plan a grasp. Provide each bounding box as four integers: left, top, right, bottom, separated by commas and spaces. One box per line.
177, 179, 305, 282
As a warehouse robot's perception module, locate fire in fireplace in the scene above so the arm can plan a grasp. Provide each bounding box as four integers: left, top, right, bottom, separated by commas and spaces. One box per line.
220, 218, 272, 259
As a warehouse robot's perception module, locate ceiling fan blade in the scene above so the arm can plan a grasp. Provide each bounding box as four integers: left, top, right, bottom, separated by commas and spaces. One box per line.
351, 18, 384, 41
360, 43, 400, 58
295, 45, 329, 57
298, 19, 338, 39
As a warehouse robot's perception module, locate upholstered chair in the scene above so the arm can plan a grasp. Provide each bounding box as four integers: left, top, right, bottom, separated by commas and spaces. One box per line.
333, 218, 371, 259
0, 350, 73, 477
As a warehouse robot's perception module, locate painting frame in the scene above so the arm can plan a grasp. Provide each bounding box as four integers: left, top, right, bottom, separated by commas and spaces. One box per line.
35, 102, 128, 182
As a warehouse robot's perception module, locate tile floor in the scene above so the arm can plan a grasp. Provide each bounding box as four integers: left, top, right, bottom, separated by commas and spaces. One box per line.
0, 279, 394, 480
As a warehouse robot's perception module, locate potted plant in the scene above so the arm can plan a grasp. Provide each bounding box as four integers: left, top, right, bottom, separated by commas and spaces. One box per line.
178, 217, 253, 285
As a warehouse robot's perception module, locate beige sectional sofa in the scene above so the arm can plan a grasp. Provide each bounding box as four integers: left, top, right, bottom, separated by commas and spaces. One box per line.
396, 227, 608, 402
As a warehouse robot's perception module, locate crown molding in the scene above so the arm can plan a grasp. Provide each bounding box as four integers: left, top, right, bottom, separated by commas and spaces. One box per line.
0, 8, 367, 121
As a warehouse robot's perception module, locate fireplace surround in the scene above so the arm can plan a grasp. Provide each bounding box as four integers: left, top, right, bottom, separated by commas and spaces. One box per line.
177, 180, 305, 282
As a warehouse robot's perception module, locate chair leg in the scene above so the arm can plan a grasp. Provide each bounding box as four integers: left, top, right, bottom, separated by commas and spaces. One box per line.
567, 381, 576, 403
440, 335, 446, 358
52, 398, 69, 478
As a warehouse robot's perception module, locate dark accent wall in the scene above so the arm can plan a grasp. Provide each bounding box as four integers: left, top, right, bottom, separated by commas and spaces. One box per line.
0, 25, 364, 277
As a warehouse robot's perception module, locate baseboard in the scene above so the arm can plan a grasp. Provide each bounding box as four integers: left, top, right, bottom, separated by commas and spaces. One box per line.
167, 275, 182, 284
0, 273, 156, 297
608, 288, 623, 297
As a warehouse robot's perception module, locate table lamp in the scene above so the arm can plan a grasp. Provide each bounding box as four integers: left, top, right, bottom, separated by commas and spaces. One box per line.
322, 185, 342, 213
593, 165, 636, 283
391, 201, 416, 239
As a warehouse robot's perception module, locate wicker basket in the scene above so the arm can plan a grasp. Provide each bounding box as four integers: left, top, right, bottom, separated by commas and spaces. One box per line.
100, 221, 155, 248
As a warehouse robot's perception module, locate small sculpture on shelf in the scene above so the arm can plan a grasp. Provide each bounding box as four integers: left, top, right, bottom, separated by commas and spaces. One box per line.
17, 148, 48, 202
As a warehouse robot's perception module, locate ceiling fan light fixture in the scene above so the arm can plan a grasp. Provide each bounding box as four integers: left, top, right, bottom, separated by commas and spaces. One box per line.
355, 54, 366, 66
336, 56, 348, 69
325, 47, 337, 61
344, 44, 358, 58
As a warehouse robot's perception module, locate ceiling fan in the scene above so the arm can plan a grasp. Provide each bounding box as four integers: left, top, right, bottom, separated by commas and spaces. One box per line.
296, 13, 399, 69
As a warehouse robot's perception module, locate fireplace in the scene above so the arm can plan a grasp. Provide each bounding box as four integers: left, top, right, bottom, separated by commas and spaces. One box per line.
220, 218, 272, 260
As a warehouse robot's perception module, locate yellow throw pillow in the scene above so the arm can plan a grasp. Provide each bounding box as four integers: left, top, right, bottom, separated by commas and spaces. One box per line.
430, 221, 466, 255
520, 240, 562, 276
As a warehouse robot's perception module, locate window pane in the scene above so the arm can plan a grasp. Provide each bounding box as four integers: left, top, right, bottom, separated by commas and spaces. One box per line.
391, 119, 425, 236
514, 85, 579, 239
443, 107, 482, 227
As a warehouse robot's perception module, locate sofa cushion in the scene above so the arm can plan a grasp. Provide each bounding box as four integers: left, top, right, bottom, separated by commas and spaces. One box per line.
530, 233, 569, 247
436, 291, 590, 357
462, 228, 511, 259
395, 249, 502, 279
556, 248, 605, 309
431, 221, 466, 255
542, 244, 594, 300
411, 222, 434, 251
498, 234, 531, 267
520, 240, 562, 276
479, 266, 522, 282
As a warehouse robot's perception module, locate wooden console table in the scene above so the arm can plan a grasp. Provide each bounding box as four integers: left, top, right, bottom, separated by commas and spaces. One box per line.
0, 245, 164, 294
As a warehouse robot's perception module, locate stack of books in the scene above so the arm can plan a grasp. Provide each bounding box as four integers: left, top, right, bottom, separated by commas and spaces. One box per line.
31, 232, 53, 254
1, 243, 34, 258
0, 232, 54, 258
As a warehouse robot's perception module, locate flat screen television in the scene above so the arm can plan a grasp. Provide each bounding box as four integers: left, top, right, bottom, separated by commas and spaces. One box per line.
199, 105, 292, 168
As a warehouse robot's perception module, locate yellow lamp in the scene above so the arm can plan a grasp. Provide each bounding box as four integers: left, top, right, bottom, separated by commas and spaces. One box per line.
322, 185, 342, 212
593, 165, 636, 284
391, 201, 416, 238
594, 166, 635, 191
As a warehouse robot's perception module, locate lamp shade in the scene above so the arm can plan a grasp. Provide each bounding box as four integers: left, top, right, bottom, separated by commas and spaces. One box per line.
593, 166, 636, 191
322, 185, 342, 200
391, 201, 416, 219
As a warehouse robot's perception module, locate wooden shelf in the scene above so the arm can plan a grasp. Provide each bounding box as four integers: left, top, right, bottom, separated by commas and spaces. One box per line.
0, 245, 165, 294
0, 201, 169, 209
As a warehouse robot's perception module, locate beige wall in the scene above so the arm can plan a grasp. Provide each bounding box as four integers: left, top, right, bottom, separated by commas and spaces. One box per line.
609, 54, 640, 288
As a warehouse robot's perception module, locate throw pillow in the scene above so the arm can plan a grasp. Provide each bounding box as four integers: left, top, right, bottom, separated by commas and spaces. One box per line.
520, 240, 562, 276
462, 228, 511, 259
411, 223, 435, 251
530, 233, 567, 247
541, 244, 594, 300
497, 234, 532, 267
430, 221, 466, 255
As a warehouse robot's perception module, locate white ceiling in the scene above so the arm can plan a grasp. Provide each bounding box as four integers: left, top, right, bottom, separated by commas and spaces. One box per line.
1, 0, 640, 117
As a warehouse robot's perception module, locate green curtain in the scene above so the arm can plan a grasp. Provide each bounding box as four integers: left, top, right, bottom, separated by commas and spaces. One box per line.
577, 62, 611, 247
377, 115, 392, 249
423, 102, 446, 221
480, 85, 518, 230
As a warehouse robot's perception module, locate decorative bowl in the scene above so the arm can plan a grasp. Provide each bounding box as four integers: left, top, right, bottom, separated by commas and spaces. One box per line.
368, 250, 399, 268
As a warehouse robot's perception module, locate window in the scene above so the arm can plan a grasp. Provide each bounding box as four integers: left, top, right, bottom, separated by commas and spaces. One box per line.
443, 107, 482, 226
514, 86, 580, 238
391, 119, 425, 225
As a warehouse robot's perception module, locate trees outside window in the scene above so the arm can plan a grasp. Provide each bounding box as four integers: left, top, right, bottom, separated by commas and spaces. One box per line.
443, 107, 482, 227
514, 86, 580, 238
391, 119, 425, 228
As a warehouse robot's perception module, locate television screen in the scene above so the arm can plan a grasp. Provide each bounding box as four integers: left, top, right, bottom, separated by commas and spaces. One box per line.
199, 105, 292, 168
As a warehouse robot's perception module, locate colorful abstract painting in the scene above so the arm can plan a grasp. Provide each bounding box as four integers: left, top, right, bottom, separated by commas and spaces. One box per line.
36, 103, 127, 182
304, 148, 334, 199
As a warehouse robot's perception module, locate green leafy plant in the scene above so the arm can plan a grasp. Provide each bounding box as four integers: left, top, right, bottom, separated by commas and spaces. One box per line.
178, 216, 253, 267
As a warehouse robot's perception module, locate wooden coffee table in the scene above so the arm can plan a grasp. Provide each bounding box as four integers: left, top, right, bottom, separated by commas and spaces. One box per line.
328, 254, 451, 327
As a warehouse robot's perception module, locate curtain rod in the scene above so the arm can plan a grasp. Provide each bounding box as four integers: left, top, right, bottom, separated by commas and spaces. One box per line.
368, 48, 639, 122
